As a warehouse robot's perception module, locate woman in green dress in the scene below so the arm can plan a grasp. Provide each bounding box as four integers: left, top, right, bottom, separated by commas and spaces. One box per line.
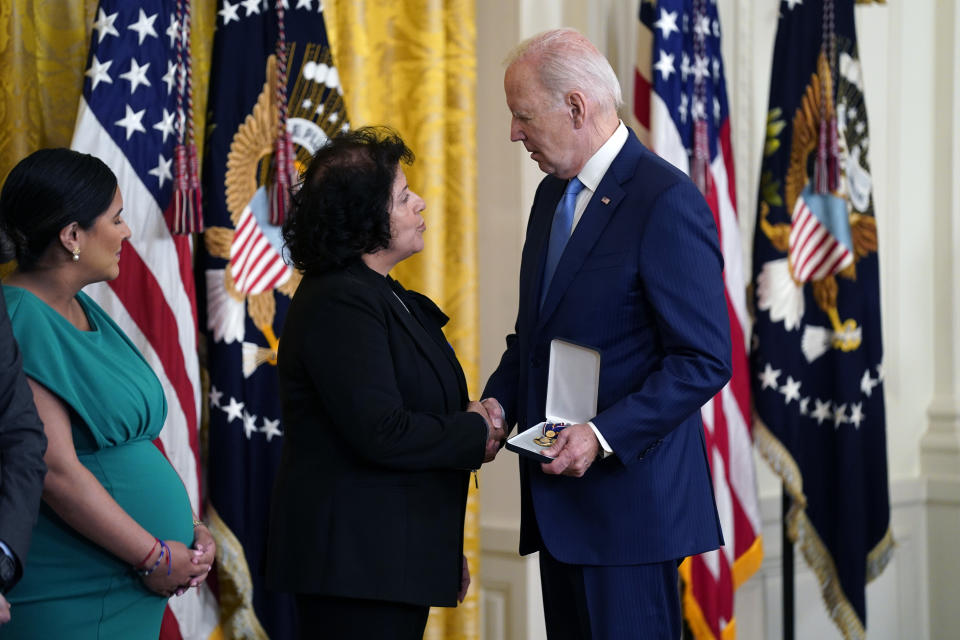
0, 148, 215, 638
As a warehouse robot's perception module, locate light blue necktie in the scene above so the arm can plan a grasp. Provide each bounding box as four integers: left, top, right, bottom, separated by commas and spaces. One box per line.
540, 177, 585, 309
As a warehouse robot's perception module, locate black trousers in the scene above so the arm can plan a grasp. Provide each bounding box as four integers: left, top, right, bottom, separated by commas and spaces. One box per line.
294, 593, 430, 640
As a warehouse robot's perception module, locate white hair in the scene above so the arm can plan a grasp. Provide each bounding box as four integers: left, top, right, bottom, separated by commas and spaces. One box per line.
504, 28, 623, 114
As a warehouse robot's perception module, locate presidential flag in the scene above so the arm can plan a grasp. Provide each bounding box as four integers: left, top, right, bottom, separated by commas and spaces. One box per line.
200, 1, 350, 637
70, 2, 218, 638
751, 1, 893, 638
635, 2, 763, 638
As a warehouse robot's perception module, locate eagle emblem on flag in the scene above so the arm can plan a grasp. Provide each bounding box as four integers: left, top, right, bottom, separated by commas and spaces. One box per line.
756, 51, 877, 363
203, 52, 348, 378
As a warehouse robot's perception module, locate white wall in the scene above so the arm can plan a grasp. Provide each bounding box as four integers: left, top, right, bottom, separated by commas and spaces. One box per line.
476, 1, 960, 639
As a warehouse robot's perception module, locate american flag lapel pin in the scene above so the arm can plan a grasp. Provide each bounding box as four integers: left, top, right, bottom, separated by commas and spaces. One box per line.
600, 196, 610, 205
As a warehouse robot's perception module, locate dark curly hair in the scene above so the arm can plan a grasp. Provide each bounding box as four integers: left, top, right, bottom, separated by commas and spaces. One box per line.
283, 126, 414, 275
0, 148, 117, 270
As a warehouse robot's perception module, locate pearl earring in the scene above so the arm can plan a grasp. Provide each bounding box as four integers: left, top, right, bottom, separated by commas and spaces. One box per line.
72, 248, 80, 262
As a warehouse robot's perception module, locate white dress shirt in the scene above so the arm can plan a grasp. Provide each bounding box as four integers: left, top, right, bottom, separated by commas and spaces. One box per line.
569, 121, 629, 458
570, 121, 629, 233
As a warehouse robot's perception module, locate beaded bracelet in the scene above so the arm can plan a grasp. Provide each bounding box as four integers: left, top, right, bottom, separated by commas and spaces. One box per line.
135, 538, 160, 570
136, 542, 165, 577
159, 539, 172, 576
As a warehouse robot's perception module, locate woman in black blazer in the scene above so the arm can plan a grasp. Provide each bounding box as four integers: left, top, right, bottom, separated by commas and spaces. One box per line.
266, 127, 505, 639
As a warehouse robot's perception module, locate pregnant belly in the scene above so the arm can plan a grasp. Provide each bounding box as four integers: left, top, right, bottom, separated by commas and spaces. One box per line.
86, 439, 195, 544
9, 440, 194, 603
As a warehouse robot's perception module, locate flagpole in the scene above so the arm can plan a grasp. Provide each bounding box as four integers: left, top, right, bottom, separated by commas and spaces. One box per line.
782, 487, 794, 640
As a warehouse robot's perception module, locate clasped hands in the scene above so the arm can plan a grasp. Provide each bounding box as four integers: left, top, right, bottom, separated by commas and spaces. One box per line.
141, 522, 216, 598
467, 398, 508, 462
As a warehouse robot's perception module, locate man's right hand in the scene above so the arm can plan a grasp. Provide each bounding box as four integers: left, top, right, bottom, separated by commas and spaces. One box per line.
480, 398, 506, 462
480, 398, 505, 430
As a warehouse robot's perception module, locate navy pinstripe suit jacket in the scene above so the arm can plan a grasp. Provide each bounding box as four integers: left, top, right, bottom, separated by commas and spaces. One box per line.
484, 129, 730, 565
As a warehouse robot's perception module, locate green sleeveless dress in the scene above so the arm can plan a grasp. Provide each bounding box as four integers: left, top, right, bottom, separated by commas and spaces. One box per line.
2, 286, 194, 639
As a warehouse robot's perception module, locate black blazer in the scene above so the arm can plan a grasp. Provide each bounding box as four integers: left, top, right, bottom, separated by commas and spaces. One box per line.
0, 285, 47, 591
266, 261, 487, 607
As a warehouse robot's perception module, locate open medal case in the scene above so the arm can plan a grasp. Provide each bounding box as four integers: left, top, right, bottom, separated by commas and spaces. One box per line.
505, 339, 601, 463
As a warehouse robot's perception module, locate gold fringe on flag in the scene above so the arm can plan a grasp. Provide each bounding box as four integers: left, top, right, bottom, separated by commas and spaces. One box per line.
754, 418, 895, 640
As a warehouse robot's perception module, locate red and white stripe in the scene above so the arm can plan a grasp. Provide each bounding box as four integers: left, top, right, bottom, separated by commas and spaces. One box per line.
230, 207, 292, 295
789, 196, 853, 282
72, 100, 219, 640
632, 15, 654, 145
636, 15, 762, 640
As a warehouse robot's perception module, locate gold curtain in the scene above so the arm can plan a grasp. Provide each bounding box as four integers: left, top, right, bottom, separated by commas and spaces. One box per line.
0, 0, 94, 183
325, 2, 480, 639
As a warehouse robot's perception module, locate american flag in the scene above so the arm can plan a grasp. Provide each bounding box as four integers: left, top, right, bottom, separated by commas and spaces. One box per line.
70, 2, 218, 638
635, 1, 763, 638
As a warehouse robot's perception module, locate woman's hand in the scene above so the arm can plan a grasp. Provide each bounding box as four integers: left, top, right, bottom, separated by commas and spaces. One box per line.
467, 401, 505, 463
187, 522, 216, 589
480, 398, 507, 462
168, 523, 216, 596
457, 554, 471, 603
141, 540, 210, 597
0, 594, 10, 625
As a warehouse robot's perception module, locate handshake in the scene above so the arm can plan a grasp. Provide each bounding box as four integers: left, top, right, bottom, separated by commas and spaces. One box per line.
467, 398, 508, 463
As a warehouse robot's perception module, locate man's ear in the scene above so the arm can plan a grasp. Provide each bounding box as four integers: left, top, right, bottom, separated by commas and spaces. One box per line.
567, 91, 588, 129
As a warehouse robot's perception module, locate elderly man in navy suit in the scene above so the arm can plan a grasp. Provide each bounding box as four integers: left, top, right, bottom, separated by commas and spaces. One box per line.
482, 28, 732, 639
